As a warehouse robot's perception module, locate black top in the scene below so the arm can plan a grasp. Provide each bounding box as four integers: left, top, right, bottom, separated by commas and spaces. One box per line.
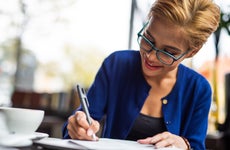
126, 113, 167, 141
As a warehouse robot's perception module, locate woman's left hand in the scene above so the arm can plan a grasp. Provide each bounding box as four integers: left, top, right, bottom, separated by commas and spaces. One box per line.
137, 131, 188, 149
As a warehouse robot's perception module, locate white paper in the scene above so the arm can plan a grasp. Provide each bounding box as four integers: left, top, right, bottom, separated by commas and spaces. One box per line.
69, 138, 182, 150
34, 137, 86, 149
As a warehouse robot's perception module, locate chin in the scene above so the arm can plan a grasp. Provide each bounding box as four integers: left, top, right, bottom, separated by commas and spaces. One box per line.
142, 65, 161, 78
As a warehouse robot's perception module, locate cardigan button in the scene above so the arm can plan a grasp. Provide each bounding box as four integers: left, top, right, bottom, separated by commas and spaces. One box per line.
165, 121, 171, 124
162, 99, 168, 104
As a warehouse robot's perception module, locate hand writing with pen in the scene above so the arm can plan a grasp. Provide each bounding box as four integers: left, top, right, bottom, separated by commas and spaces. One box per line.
67, 85, 100, 141
67, 111, 100, 141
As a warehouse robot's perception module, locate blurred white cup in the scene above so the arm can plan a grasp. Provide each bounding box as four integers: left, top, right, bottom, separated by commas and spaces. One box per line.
0, 107, 44, 134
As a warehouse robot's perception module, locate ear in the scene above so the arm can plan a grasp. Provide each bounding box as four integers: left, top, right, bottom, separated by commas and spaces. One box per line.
186, 47, 200, 58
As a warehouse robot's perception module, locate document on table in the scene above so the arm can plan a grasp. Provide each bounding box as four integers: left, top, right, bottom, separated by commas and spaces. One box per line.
34, 137, 87, 150
34, 137, 182, 150
69, 138, 182, 150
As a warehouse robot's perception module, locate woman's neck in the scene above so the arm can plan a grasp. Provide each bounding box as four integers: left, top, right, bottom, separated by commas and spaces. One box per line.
144, 67, 178, 88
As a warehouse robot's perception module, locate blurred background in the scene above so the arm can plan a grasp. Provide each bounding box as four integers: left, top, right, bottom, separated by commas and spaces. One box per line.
0, 0, 230, 148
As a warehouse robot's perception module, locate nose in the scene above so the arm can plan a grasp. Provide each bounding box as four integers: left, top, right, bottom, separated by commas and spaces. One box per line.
145, 50, 158, 61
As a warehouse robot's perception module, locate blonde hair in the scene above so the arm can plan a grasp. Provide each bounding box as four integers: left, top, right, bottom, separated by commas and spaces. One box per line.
148, 0, 220, 49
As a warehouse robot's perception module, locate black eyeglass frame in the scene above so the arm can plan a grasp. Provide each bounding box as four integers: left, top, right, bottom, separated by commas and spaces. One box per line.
137, 21, 190, 65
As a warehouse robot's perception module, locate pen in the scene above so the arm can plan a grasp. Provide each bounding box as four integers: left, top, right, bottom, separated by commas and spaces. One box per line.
75, 84, 97, 141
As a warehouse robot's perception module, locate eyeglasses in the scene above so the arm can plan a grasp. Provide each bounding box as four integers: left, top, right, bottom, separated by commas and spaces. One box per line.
137, 21, 189, 66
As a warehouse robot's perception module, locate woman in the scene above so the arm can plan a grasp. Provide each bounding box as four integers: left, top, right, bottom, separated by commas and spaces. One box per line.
63, 0, 220, 149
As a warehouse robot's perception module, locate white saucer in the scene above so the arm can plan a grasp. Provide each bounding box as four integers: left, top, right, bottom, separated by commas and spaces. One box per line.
0, 132, 49, 147
4, 139, 33, 147
33, 132, 49, 140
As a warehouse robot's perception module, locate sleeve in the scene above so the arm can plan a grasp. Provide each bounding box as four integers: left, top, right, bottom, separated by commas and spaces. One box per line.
86, 58, 110, 120
186, 77, 212, 150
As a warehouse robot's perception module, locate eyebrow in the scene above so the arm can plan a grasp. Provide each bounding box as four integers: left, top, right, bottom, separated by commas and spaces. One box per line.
146, 30, 183, 53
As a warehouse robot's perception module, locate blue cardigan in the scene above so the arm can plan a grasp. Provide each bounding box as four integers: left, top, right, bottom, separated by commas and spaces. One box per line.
63, 50, 212, 150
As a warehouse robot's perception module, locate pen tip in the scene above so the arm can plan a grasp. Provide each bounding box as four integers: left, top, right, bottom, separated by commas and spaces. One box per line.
92, 134, 98, 141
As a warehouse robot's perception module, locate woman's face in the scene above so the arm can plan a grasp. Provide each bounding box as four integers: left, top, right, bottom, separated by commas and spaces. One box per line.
139, 15, 190, 79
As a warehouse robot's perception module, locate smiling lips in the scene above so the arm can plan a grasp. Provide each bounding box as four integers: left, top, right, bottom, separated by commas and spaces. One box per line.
144, 58, 163, 70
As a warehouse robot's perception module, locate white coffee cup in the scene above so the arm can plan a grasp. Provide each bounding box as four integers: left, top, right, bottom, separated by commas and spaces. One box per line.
0, 107, 44, 134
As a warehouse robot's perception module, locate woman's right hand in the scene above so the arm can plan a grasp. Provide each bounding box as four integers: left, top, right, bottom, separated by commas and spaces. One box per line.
67, 111, 100, 140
